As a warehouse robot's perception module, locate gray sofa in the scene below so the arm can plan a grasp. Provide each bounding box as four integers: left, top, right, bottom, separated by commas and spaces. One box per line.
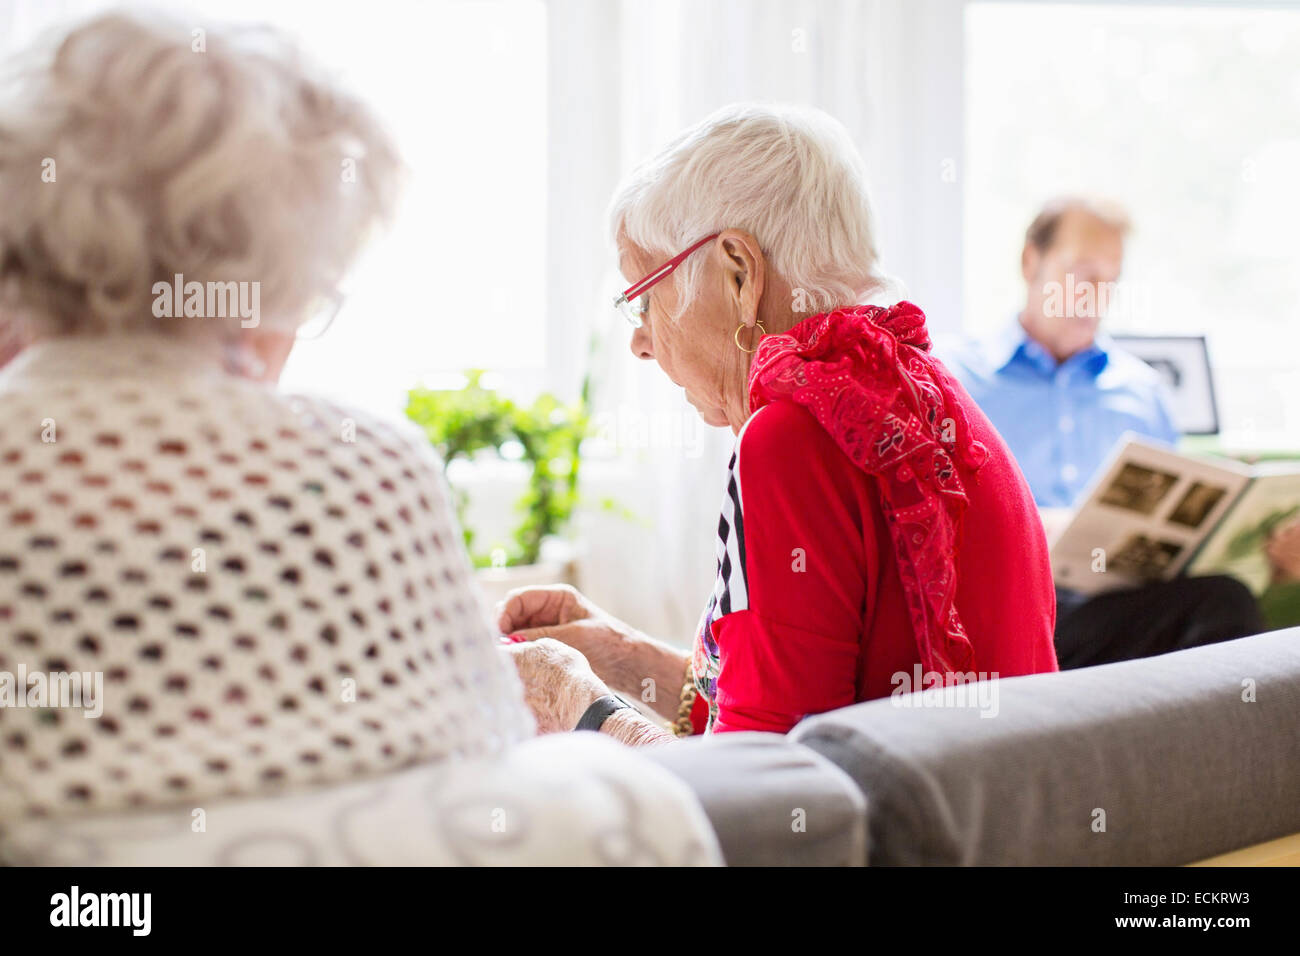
647, 627, 1300, 866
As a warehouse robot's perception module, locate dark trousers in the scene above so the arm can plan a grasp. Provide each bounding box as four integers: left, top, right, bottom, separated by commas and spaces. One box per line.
1054, 575, 1265, 670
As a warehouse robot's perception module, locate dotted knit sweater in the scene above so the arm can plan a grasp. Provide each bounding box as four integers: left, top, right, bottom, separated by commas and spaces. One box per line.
0, 336, 532, 823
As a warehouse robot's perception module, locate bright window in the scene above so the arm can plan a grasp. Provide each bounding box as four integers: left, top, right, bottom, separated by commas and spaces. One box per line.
264, 0, 549, 417
0, 0, 549, 419
965, 1, 1300, 449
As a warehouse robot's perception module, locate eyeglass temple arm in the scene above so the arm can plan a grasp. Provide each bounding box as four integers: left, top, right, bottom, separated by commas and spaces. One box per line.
617, 233, 722, 301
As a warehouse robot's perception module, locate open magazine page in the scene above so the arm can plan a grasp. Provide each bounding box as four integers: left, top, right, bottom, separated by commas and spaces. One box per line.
1186, 467, 1300, 628
1050, 435, 1251, 596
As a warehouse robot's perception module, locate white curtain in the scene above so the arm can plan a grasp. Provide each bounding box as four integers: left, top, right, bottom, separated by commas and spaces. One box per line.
547, 0, 966, 643
0, 0, 968, 644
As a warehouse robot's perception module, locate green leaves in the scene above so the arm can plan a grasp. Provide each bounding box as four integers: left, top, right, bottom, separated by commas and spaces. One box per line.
405, 371, 589, 568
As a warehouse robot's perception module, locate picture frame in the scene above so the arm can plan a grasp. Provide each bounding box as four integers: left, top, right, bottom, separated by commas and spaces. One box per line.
1111, 334, 1220, 436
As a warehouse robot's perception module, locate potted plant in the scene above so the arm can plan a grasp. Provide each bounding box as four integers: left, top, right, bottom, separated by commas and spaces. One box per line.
405, 371, 589, 605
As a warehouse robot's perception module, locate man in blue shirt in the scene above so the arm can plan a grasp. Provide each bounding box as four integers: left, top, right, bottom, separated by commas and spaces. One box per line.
947, 199, 1179, 507
952, 325, 1181, 507
945, 198, 1262, 667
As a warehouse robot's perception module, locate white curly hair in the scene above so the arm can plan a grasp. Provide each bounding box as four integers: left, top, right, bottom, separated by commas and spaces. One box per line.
0, 11, 401, 338
609, 103, 889, 317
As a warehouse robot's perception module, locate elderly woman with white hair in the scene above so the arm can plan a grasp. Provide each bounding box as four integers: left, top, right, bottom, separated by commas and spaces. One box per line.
0, 12, 718, 865
501, 104, 1060, 743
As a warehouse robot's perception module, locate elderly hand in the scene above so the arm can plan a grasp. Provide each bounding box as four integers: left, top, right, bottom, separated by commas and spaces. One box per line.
497, 585, 691, 721
504, 638, 610, 734
496, 585, 638, 690
1266, 518, 1300, 583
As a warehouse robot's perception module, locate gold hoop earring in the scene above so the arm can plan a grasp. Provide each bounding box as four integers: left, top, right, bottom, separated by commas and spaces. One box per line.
734, 321, 766, 353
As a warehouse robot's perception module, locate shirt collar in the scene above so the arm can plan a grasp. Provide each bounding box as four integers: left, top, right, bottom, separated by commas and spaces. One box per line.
994, 317, 1113, 378
990, 321, 1033, 373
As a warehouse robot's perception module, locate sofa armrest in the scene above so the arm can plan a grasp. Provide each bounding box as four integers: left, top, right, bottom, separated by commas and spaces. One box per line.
642, 732, 867, 866
792, 628, 1300, 866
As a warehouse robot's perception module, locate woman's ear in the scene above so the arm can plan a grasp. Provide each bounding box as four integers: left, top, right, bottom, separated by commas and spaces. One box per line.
252, 330, 297, 383
716, 229, 765, 326
0, 314, 31, 371
225, 329, 296, 383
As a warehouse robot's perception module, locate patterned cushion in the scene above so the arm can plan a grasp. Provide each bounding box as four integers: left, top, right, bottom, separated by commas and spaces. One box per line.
0, 734, 722, 866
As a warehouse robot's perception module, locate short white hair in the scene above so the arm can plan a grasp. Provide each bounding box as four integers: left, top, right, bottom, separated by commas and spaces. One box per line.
609, 103, 887, 315
0, 11, 401, 336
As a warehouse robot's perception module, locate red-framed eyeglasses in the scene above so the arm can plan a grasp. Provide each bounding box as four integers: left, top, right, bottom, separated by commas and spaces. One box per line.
614, 233, 721, 328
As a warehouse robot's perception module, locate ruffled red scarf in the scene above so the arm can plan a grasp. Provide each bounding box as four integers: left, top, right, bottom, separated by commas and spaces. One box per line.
747, 302, 989, 676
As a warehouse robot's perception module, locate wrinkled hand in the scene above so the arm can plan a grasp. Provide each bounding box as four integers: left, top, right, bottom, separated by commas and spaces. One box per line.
504, 638, 610, 734
1266, 519, 1300, 583
496, 585, 637, 690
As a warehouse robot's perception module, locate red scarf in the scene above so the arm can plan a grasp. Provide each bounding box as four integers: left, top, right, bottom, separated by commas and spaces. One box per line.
747, 302, 990, 676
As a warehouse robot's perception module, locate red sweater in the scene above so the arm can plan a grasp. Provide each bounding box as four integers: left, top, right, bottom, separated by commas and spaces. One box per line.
690, 385, 1058, 735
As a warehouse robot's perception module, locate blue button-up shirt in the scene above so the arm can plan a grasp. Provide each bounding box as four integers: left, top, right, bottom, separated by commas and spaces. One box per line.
941, 323, 1180, 508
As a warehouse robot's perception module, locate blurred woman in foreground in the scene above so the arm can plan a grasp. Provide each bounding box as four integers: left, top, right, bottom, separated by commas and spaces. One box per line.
0, 12, 715, 864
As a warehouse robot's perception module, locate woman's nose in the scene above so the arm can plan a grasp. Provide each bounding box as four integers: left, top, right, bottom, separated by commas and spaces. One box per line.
629, 324, 654, 361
